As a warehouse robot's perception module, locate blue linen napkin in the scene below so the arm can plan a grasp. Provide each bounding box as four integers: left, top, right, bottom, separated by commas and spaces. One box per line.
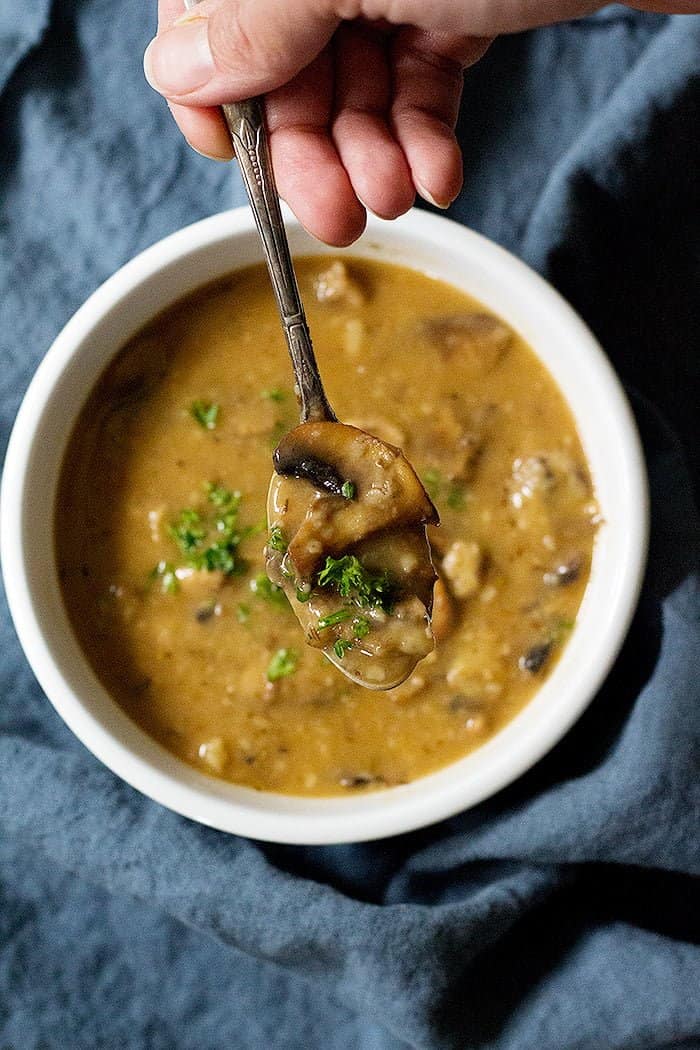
1, 4, 698, 1047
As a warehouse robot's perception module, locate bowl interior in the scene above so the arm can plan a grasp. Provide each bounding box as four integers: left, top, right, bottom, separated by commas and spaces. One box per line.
1, 209, 648, 843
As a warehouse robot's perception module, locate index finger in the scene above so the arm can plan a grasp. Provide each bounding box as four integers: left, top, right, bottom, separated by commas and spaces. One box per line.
155, 0, 235, 160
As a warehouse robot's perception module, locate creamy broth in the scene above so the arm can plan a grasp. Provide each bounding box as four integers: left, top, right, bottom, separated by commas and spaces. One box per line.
56, 258, 598, 795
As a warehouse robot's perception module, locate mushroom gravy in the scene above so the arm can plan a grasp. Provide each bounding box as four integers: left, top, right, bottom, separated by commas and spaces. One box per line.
55, 257, 599, 795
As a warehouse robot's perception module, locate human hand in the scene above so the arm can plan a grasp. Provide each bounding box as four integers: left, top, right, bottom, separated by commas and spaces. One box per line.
144, 0, 699, 245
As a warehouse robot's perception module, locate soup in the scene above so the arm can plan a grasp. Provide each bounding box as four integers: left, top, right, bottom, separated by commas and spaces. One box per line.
55, 258, 598, 796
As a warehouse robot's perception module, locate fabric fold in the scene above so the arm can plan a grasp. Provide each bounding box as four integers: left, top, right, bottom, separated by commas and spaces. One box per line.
0, 0, 52, 96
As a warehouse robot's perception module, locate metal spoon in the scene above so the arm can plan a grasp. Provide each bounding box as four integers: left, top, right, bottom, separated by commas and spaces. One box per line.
181, 4, 437, 688
184, 0, 333, 423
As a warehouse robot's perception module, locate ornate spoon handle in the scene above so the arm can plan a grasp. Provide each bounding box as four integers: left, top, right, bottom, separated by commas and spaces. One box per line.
181, 0, 334, 423
221, 97, 335, 422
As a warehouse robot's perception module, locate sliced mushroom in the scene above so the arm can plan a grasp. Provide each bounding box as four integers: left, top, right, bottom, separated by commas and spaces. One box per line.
345, 416, 406, 448
422, 401, 495, 485
354, 528, 437, 611
267, 421, 439, 690
431, 578, 455, 644
543, 553, 583, 587
518, 641, 553, 674
423, 313, 512, 373
273, 422, 438, 580
338, 772, 385, 789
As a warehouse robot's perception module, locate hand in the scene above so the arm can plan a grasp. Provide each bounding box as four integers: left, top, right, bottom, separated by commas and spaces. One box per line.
144, 0, 699, 246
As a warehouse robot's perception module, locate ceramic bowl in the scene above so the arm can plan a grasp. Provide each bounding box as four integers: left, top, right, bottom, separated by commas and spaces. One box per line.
0, 207, 648, 843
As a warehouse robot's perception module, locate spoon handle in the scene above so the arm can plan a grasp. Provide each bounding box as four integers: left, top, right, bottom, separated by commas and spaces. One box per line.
220, 97, 336, 423
182, 3, 336, 422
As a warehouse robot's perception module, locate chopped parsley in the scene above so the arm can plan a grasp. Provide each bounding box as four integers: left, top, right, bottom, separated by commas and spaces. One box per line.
317, 555, 395, 612
236, 603, 251, 625
267, 647, 298, 682
205, 481, 239, 509
268, 526, 287, 553
190, 400, 220, 430
149, 560, 179, 594
333, 639, 353, 660
296, 587, 311, 603
168, 508, 205, 554
341, 480, 356, 500
421, 467, 469, 511
421, 467, 442, 501
549, 616, 575, 644
317, 608, 353, 630
446, 482, 468, 511
166, 483, 245, 578
353, 617, 370, 640
313, 558, 393, 652
261, 387, 286, 403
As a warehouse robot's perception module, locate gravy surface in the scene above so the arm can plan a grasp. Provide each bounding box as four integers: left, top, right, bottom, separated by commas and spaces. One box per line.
56, 258, 598, 795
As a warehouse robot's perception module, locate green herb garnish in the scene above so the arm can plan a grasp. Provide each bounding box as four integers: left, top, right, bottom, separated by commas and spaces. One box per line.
250, 573, 289, 609
205, 482, 240, 510
195, 543, 239, 575
317, 608, 353, 630
353, 617, 370, 640
267, 647, 298, 682
268, 526, 287, 553
168, 508, 206, 554
446, 481, 468, 511
421, 468, 468, 511
236, 603, 251, 624
296, 588, 311, 603
268, 420, 289, 448
333, 639, 353, 660
149, 560, 179, 594
550, 616, 575, 644
341, 480, 356, 500
421, 467, 442, 501
262, 387, 286, 403
317, 555, 394, 612
190, 400, 219, 430
167, 483, 244, 577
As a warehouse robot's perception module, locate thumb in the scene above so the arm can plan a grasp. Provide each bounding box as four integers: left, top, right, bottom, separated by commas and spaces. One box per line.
144, 0, 340, 105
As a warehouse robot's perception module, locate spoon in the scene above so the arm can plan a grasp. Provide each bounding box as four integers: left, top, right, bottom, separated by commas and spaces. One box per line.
183, 5, 438, 687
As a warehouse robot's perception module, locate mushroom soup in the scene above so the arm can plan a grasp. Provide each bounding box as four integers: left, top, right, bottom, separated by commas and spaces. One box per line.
55, 257, 599, 795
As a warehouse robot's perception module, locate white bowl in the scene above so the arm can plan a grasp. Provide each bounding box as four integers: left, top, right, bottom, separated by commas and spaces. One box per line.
0, 207, 648, 844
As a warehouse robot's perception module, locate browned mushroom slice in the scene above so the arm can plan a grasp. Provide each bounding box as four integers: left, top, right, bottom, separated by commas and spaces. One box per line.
354, 528, 437, 613
273, 422, 438, 580
428, 578, 455, 645
267, 423, 439, 689
423, 313, 512, 374
264, 526, 436, 690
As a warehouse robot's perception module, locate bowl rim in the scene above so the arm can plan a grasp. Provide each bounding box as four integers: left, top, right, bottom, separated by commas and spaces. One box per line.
0, 206, 649, 844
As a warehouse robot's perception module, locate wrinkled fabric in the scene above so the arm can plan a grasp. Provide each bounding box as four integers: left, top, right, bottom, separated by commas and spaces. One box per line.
1, 3, 698, 1048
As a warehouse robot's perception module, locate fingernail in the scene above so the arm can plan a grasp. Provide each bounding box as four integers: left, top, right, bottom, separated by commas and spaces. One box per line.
190, 143, 233, 162
415, 183, 452, 210
143, 20, 214, 96
173, 10, 206, 25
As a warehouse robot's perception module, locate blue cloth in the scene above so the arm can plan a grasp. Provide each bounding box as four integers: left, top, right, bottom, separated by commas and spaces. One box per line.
1, 4, 698, 1047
